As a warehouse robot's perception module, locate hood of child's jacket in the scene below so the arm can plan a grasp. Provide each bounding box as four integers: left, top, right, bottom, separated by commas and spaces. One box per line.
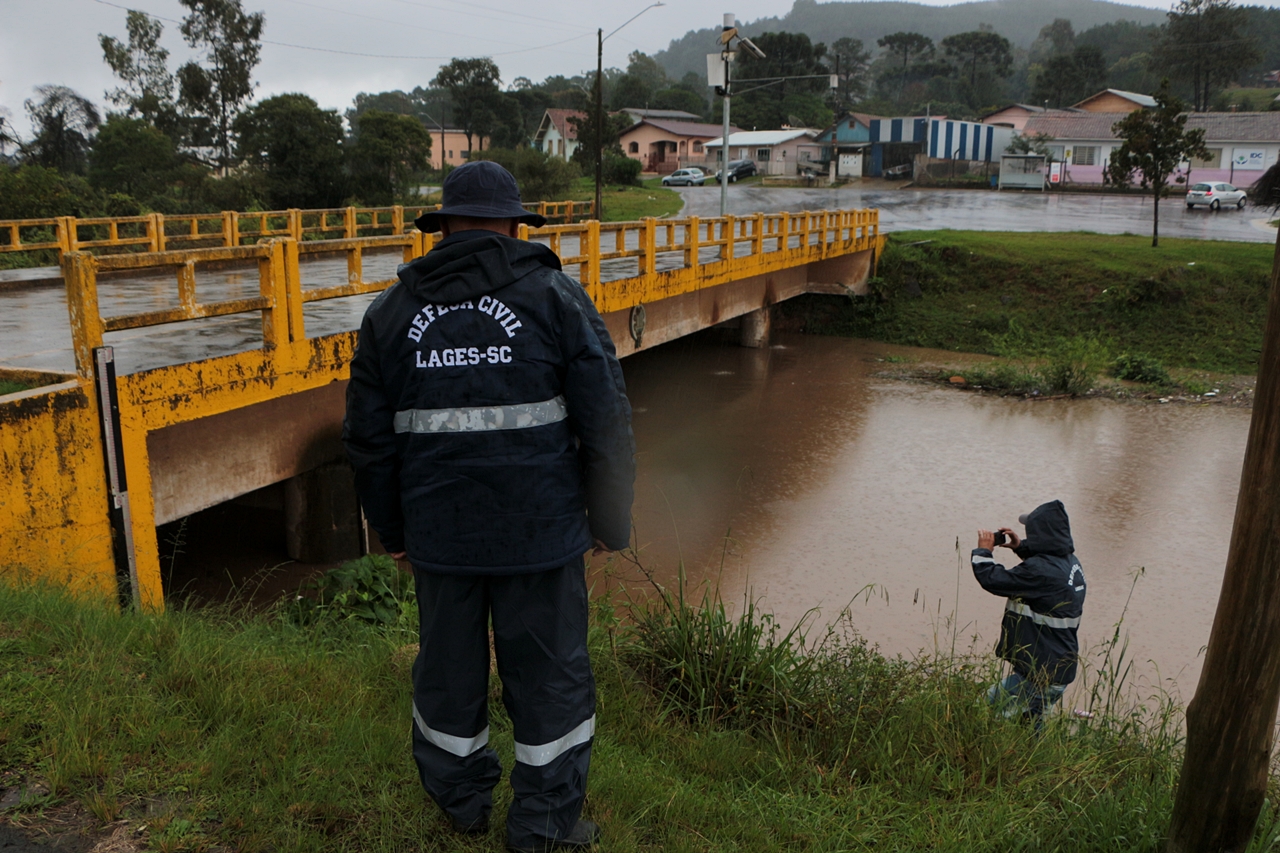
396, 231, 562, 303
1021, 500, 1074, 556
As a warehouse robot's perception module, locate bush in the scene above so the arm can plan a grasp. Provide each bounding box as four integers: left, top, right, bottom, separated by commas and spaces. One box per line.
289, 554, 414, 629
0, 164, 104, 219
1111, 352, 1173, 386
603, 154, 642, 187
1038, 336, 1110, 395
471, 147, 578, 202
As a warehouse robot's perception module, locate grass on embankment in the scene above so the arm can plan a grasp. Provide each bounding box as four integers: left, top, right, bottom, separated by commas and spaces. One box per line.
564, 176, 683, 222
8, 559, 1280, 852
0, 380, 34, 396
782, 230, 1276, 382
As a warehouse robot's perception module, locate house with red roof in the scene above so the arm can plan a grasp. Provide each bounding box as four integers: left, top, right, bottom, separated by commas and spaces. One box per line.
619, 118, 740, 174
534, 109, 586, 161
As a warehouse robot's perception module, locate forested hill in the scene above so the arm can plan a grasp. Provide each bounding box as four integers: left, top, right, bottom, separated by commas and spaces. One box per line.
655, 0, 1166, 81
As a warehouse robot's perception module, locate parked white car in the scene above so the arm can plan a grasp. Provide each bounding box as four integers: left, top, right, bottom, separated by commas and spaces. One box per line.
1186, 182, 1247, 210
661, 168, 706, 187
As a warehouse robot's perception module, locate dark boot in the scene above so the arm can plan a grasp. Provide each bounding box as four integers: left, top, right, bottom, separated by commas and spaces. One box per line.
506, 820, 600, 853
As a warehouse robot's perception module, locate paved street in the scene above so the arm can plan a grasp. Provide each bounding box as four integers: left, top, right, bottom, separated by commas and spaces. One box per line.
677, 184, 1278, 243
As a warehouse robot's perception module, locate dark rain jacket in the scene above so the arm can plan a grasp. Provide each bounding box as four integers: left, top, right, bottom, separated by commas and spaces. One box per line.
343, 230, 635, 575
971, 500, 1086, 685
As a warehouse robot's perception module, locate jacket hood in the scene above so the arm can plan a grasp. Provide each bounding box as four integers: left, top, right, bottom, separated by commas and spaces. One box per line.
1020, 500, 1074, 557
397, 230, 562, 303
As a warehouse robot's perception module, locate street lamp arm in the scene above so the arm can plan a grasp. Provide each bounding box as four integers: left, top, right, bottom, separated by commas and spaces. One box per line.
603, 2, 664, 43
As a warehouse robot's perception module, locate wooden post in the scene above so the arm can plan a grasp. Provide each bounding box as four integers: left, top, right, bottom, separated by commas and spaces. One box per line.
1167, 224, 1280, 853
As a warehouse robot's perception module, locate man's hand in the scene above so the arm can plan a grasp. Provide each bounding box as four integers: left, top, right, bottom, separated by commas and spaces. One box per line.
592, 539, 613, 556
977, 529, 996, 550
997, 527, 1021, 550
389, 551, 408, 560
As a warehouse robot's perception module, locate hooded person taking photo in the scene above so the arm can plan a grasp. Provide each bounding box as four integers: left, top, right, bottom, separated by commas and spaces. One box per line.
972, 500, 1086, 728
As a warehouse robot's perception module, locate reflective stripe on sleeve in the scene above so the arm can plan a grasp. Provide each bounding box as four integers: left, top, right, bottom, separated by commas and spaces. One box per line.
1006, 599, 1081, 629
394, 395, 567, 434
972, 554, 994, 564
413, 703, 489, 757
514, 715, 595, 767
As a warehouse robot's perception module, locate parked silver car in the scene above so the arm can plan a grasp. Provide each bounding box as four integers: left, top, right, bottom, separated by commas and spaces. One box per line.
1186, 182, 1247, 210
662, 168, 706, 187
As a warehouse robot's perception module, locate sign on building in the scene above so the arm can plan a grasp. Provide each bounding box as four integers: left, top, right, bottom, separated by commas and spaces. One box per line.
1232, 149, 1267, 171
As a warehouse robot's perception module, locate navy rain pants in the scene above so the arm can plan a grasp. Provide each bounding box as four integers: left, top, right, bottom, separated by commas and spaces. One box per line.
411, 558, 595, 848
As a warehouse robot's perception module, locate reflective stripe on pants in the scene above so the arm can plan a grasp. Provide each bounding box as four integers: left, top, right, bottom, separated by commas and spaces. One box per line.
411, 558, 595, 847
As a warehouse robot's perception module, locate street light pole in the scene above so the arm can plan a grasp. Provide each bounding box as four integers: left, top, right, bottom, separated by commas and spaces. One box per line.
720, 13, 733, 218
595, 27, 604, 222
593, 2, 665, 223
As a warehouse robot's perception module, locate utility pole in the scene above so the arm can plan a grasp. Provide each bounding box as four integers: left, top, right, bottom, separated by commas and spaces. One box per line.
1166, 221, 1280, 852
593, 3, 665, 224
720, 13, 733, 218
595, 27, 604, 222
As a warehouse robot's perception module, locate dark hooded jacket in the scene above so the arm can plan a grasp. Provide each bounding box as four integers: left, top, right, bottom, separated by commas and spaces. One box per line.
971, 500, 1086, 684
343, 230, 635, 575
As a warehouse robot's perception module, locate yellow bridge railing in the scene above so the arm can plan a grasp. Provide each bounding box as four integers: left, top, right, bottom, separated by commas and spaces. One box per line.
60, 207, 881, 379
0, 200, 596, 261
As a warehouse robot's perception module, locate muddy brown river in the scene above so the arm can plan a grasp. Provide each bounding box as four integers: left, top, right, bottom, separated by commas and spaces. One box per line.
599, 331, 1249, 704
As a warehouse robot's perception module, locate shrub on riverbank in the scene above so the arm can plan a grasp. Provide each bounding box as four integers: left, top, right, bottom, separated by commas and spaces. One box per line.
7, 572, 1276, 851
782, 230, 1275, 376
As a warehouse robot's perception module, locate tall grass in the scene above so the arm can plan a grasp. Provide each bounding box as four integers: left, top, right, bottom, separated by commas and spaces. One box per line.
5, 570, 1280, 851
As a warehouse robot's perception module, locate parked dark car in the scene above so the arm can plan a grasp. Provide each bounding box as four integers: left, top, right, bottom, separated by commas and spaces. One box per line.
715, 159, 758, 183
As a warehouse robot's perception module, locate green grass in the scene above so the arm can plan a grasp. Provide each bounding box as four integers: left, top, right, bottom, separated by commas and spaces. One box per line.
0, 380, 34, 396
564, 176, 684, 222
8, 569, 1280, 852
781, 230, 1277, 376
1215, 88, 1280, 111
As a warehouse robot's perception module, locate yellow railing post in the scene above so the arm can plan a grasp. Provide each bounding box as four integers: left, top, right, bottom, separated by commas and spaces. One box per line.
150, 213, 166, 253
686, 216, 700, 275
229, 211, 241, 247
260, 239, 290, 350
61, 251, 103, 381
779, 212, 790, 258
344, 206, 357, 239
56, 216, 75, 256
393, 205, 404, 235
288, 209, 302, 242
518, 223, 530, 242
641, 217, 656, 279
722, 214, 735, 263
585, 220, 601, 302
348, 243, 364, 286
282, 238, 304, 345
753, 212, 765, 256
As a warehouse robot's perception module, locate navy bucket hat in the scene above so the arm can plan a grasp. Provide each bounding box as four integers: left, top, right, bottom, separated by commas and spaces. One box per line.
414, 160, 547, 233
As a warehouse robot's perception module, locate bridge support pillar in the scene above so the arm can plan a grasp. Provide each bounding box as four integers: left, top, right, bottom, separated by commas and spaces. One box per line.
740, 307, 772, 348
284, 460, 362, 564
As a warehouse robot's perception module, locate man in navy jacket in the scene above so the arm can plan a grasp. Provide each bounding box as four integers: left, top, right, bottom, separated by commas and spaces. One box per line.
972, 500, 1085, 727
344, 161, 634, 852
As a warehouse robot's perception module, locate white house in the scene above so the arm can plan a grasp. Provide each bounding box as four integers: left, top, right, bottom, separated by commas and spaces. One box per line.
703, 129, 820, 176
533, 109, 586, 161
1020, 111, 1280, 186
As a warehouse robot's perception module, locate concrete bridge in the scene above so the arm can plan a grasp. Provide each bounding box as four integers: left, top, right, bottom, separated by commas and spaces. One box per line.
0, 208, 882, 608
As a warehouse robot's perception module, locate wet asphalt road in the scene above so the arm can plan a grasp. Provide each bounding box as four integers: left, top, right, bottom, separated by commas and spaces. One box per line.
677, 184, 1278, 243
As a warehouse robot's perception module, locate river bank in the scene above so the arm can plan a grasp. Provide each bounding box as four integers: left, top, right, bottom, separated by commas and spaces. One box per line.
779, 229, 1277, 382
2, 575, 1259, 853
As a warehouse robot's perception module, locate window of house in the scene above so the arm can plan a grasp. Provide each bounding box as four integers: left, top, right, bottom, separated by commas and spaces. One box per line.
1073, 146, 1098, 166
448, 150, 453, 158
629, 141, 639, 153
461, 150, 470, 159
1047, 145, 1065, 162
1191, 148, 1223, 169
693, 141, 703, 153
756, 148, 770, 161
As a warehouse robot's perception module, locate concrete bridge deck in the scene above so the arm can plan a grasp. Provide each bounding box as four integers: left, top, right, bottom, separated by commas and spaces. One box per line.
1, 209, 883, 609
2, 232, 812, 376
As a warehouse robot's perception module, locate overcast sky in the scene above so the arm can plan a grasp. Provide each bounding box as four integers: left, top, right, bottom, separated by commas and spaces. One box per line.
3, 0, 1278, 137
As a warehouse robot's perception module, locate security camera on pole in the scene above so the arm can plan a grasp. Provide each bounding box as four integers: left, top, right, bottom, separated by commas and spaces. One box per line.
709, 14, 766, 217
